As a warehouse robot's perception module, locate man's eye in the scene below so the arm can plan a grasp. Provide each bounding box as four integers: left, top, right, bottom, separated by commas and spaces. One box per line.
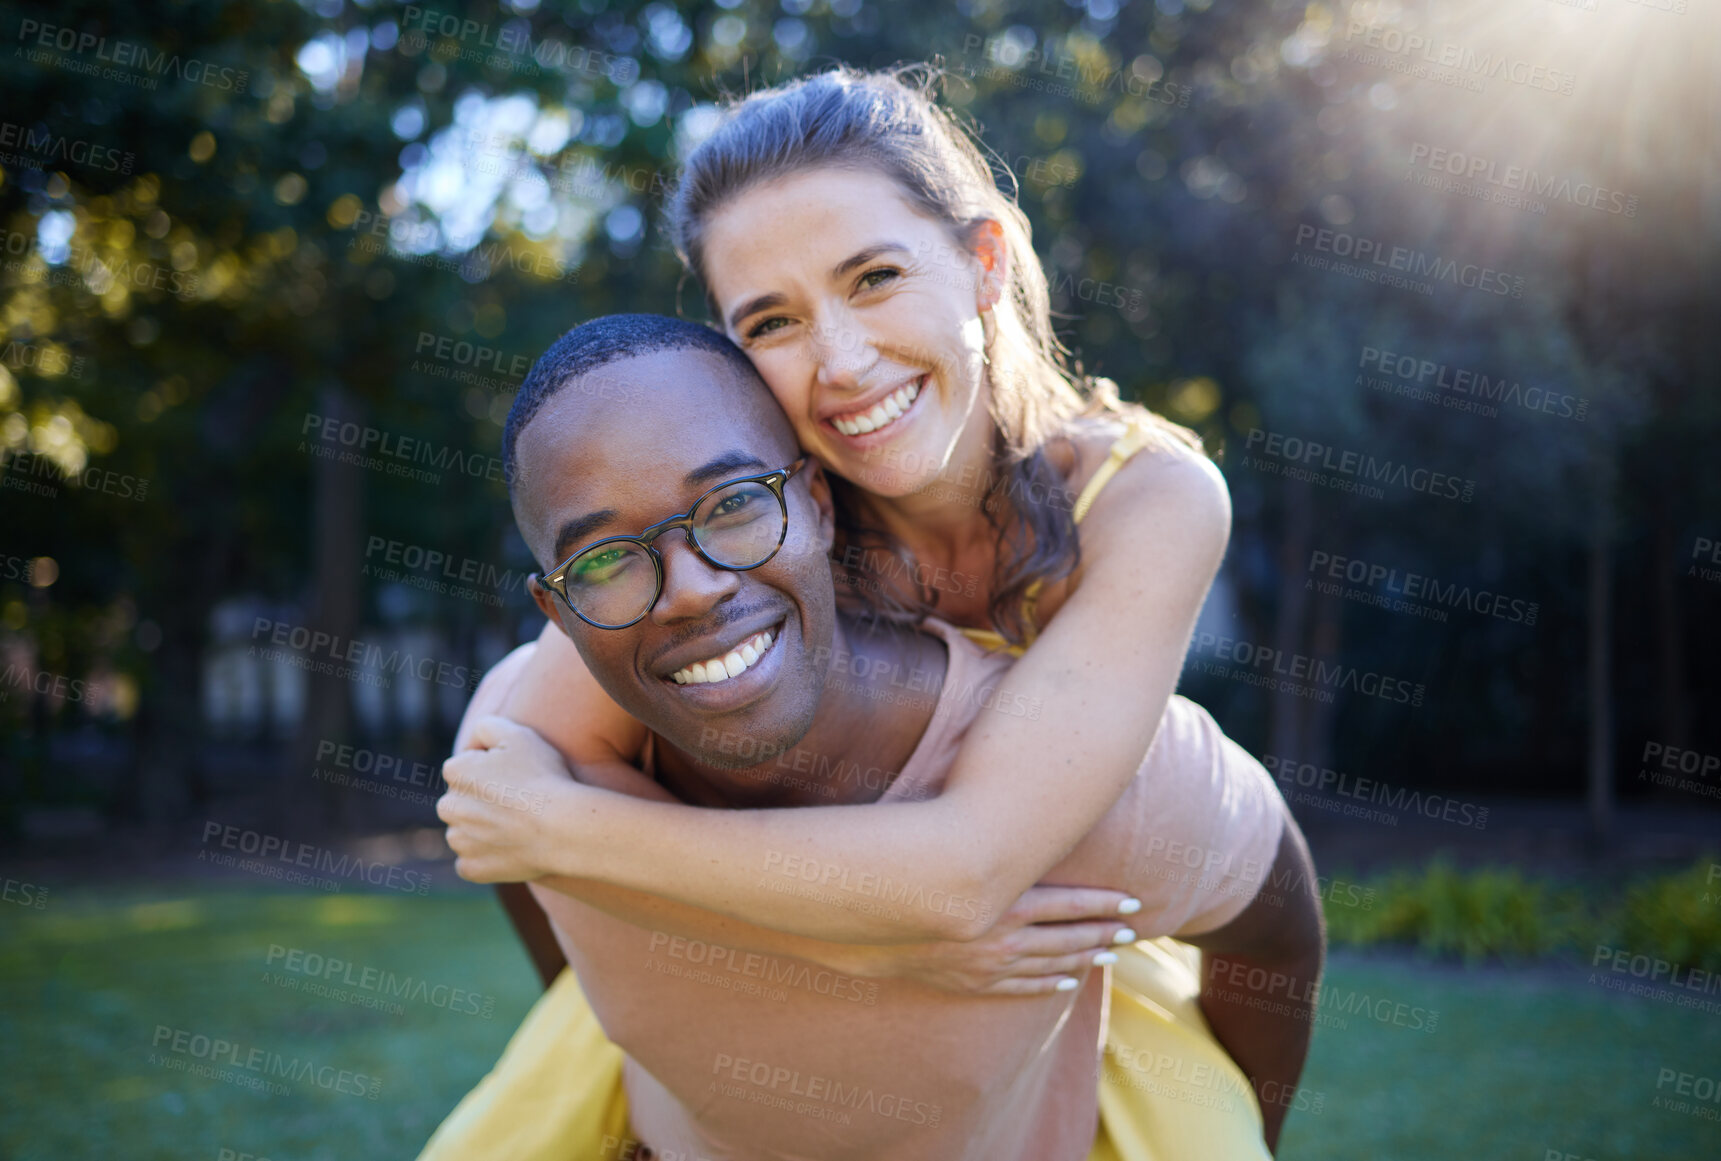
571, 548, 634, 582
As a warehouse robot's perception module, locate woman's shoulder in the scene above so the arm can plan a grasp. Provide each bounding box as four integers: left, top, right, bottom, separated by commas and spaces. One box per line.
1054, 401, 1223, 527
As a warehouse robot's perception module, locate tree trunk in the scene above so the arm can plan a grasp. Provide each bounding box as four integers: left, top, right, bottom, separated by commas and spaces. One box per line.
1267, 478, 1314, 763
1586, 455, 1615, 843
283, 384, 366, 837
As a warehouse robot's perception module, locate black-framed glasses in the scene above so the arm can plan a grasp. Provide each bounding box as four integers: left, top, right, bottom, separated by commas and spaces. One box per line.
534, 458, 808, 629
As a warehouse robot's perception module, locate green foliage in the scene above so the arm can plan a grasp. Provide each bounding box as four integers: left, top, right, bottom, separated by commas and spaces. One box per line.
1325, 857, 1721, 970
1614, 858, 1721, 973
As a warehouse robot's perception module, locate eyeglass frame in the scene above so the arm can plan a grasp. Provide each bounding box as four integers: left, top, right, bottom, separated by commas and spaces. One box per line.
532, 457, 809, 630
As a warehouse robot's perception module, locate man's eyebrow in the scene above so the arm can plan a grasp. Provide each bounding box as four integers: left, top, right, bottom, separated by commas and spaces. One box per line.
725, 241, 914, 333
548, 452, 769, 562
551, 510, 618, 565
687, 451, 771, 488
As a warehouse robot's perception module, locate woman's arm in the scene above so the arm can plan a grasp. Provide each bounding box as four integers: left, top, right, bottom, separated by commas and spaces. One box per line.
448, 636, 1139, 992
449, 443, 1231, 942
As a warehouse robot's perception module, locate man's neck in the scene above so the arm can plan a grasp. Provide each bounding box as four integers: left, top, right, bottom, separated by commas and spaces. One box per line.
651, 616, 949, 810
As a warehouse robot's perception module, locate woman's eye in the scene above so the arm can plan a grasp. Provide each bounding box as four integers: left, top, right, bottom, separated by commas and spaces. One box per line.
746, 316, 789, 340
859, 267, 900, 290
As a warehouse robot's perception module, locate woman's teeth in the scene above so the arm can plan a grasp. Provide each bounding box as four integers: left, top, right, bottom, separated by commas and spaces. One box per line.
671, 629, 776, 685
831, 380, 919, 437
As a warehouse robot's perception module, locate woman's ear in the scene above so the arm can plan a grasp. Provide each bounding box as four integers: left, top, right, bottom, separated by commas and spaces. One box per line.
967, 218, 1010, 313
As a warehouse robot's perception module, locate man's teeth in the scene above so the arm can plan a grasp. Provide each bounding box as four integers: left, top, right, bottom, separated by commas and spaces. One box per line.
832, 381, 919, 437
671, 629, 776, 685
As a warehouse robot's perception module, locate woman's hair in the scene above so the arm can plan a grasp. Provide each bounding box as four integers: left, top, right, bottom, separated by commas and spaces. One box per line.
665, 64, 1199, 644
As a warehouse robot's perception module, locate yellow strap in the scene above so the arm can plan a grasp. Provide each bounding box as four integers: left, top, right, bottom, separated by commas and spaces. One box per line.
1073, 416, 1159, 525
958, 417, 1159, 655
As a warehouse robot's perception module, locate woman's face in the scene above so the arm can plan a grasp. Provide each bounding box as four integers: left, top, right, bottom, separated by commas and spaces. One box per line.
699, 165, 1005, 498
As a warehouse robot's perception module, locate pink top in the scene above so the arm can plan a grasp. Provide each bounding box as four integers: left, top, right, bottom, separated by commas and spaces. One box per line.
529, 617, 1286, 1161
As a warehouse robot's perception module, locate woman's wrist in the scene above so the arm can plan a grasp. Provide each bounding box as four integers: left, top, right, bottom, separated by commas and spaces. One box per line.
531, 778, 602, 880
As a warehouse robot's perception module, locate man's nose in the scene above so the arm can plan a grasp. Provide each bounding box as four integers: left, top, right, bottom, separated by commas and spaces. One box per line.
648, 532, 742, 625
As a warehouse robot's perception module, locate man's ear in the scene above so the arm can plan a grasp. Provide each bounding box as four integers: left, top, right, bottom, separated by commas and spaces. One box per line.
528, 575, 573, 637
798, 459, 836, 558
966, 218, 1010, 313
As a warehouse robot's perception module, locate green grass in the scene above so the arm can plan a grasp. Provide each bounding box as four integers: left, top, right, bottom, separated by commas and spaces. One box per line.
2, 883, 1718, 1160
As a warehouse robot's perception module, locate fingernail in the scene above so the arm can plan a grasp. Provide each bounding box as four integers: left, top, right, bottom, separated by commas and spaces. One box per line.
1112, 928, 1137, 945
1117, 897, 1142, 915
1092, 951, 1119, 966
1055, 977, 1079, 992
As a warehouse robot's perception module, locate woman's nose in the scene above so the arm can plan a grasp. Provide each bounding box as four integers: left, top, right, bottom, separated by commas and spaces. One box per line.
810, 316, 873, 390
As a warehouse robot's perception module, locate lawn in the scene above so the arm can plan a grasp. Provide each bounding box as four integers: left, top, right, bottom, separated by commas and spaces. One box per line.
2, 881, 1717, 1160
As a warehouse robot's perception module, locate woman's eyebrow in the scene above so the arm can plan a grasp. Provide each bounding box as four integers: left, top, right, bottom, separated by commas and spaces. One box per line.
724, 242, 915, 332
832, 241, 913, 279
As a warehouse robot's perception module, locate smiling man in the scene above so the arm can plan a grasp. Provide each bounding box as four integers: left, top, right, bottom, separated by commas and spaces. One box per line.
426, 314, 1321, 1161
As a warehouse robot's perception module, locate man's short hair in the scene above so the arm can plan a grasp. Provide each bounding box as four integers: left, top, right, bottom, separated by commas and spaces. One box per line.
503, 314, 757, 495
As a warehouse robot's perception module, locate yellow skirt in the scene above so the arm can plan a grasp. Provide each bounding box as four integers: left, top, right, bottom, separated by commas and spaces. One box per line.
419, 938, 1269, 1161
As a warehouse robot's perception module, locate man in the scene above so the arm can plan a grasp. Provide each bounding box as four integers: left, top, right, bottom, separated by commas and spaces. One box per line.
429, 314, 1323, 1161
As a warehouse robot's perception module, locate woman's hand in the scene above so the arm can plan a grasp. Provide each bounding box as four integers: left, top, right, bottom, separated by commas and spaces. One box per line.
853, 886, 1143, 997
438, 716, 580, 884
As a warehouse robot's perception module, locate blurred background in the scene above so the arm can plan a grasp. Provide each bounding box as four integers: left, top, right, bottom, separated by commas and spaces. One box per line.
1, 0, 1717, 1158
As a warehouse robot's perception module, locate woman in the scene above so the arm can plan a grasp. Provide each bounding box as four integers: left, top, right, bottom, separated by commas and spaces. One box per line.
427, 65, 1312, 1160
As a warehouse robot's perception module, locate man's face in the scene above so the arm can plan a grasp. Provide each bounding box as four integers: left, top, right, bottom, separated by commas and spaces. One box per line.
516, 346, 837, 765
